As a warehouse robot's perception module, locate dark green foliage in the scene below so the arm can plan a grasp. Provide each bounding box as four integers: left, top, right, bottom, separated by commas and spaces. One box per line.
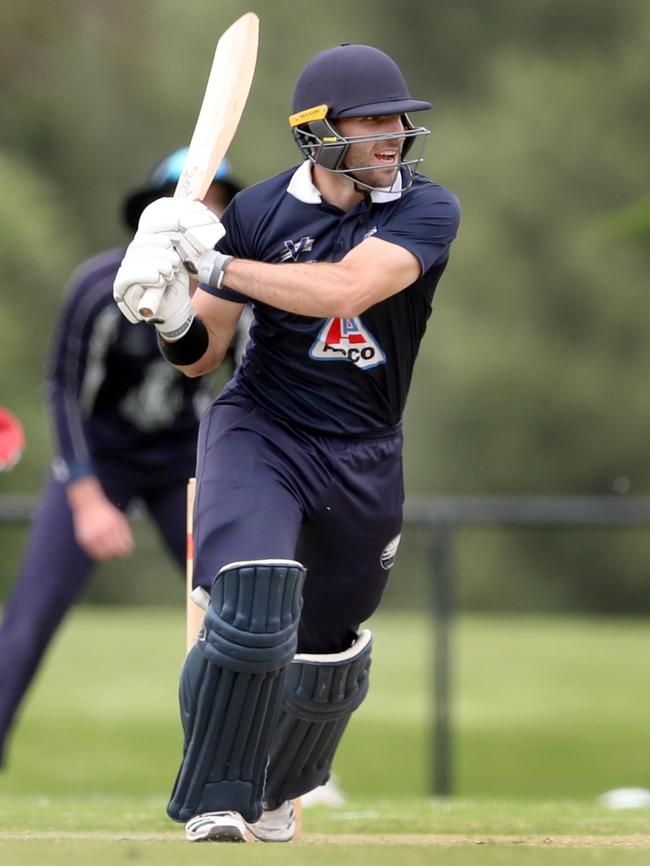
1, 0, 649, 611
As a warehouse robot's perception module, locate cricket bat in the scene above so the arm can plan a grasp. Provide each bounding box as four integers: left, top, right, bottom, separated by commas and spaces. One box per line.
185, 477, 203, 652
138, 12, 259, 318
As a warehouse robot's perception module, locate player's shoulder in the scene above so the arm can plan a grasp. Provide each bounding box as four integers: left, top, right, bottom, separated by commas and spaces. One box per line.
228, 167, 297, 213
408, 174, 460, 213
68, 246, 125, 290
65, 246, 126, 305
397, 174, 461, 233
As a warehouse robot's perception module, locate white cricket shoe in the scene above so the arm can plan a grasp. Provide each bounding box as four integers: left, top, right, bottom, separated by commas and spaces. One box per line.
185, 810, 248, 842
246, 800, 295, 842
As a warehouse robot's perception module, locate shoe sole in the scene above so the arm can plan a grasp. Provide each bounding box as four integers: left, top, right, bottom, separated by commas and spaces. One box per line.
247, 829, 294, 842
186, 815, 248, 843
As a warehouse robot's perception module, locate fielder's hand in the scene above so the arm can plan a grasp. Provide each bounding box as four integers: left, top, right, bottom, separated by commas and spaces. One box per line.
113, 233, 195, 340
138, 197, 226, 272
67, 477, 134, 561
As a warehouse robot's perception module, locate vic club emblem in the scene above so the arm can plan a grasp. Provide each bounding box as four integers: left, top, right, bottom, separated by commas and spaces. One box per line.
280, 236, 315, 262
309, 317, 386, 370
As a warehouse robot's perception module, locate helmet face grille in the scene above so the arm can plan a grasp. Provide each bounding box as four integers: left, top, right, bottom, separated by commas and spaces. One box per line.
293, 118, 430, 192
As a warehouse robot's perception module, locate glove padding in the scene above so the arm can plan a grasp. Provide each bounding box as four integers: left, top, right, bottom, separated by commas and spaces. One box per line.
150, 272, 195, 341
113, 234, 194, 340
138, 197, 226, 271
113, 233, 181, 324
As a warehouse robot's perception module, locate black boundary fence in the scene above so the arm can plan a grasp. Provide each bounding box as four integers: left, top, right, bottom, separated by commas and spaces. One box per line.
405, 495, 650, 795
2, 492, 650, 795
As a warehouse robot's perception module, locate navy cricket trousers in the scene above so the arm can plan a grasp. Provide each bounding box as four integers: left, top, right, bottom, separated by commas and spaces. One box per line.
0, 455, 193, 763
192, 392, 405, 655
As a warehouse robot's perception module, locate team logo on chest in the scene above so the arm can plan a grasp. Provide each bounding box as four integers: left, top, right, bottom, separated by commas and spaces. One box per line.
280, 236, 315, 262
309, 317, 386, 370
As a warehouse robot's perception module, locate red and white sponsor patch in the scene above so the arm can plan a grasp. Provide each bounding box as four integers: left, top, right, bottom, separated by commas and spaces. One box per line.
309, 317, 386, 370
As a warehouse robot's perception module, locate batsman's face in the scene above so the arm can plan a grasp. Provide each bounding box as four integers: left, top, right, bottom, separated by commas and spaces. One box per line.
336, 115, 406, 188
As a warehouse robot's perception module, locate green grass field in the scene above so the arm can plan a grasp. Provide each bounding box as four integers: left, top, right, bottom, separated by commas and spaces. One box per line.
1, 608, 650, 864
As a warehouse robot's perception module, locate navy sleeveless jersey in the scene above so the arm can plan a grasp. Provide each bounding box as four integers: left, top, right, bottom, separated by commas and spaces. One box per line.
204, 162, 460, 435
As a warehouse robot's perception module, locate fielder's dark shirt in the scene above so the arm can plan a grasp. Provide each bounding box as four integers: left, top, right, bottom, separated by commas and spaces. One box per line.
204, 161, 460, 435
46, 247, 218, 481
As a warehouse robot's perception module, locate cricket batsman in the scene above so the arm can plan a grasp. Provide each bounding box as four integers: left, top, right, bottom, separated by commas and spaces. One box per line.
113, 43, 460, 842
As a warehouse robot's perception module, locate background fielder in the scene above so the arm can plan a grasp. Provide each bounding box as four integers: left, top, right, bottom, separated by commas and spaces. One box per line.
0, 151, 247, 767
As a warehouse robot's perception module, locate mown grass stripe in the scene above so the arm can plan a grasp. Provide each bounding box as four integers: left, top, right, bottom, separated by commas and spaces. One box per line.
3, 832, 650, 847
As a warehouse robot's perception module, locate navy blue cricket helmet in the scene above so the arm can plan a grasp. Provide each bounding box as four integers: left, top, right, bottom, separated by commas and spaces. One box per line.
122, 148, 242, 231
289, 44, 431, 189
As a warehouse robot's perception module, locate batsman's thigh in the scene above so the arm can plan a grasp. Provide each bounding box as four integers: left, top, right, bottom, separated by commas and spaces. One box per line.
192, 407, 303, 588
297, 496, 403, 634
298, 432, 404, 634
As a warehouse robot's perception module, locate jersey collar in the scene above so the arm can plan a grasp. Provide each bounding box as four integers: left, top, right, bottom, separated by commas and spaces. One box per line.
287, 160, 403, 205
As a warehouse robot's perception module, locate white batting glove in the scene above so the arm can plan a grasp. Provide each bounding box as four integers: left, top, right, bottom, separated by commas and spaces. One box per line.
113, 232, 196, 339
150, 271, 195, 341
115, 268, 194, 341
113, 233, 182, 324
138, 197, 226, 272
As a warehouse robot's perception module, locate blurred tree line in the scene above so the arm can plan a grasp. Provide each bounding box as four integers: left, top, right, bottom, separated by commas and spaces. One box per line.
1, 0, 649, 612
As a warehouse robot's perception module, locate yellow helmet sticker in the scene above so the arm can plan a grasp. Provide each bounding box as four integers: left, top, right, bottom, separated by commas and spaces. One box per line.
289, 104, 329, 127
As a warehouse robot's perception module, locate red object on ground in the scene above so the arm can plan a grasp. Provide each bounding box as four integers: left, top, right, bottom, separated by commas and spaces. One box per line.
0, 406, 25, 471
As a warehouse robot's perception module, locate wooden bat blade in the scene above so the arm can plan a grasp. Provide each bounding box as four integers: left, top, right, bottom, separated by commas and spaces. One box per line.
174, 11, 259, 201
138, 12, 259, 319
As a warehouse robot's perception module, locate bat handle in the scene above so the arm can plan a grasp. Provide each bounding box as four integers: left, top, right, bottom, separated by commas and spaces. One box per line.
137, 241, 196, 320
138, 286, 164, 320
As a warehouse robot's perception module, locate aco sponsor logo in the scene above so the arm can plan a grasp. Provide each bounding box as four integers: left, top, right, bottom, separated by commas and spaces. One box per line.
309, 317, 386, 370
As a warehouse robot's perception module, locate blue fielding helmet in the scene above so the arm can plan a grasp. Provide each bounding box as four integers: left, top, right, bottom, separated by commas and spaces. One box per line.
123, 148, 242, 231
289, 44, 431, 190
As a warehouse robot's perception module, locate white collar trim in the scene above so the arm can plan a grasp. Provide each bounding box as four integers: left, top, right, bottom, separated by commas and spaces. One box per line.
287, 160, 404, 205
287, 160, 322, 203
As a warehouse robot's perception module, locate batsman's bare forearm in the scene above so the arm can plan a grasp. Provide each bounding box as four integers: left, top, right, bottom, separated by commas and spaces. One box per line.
224, 258, 360, 318
222, 237, 421, 319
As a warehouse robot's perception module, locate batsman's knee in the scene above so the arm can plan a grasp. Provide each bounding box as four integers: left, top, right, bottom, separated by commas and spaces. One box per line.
264, 629, 372, 805
202, 558, 303, 672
